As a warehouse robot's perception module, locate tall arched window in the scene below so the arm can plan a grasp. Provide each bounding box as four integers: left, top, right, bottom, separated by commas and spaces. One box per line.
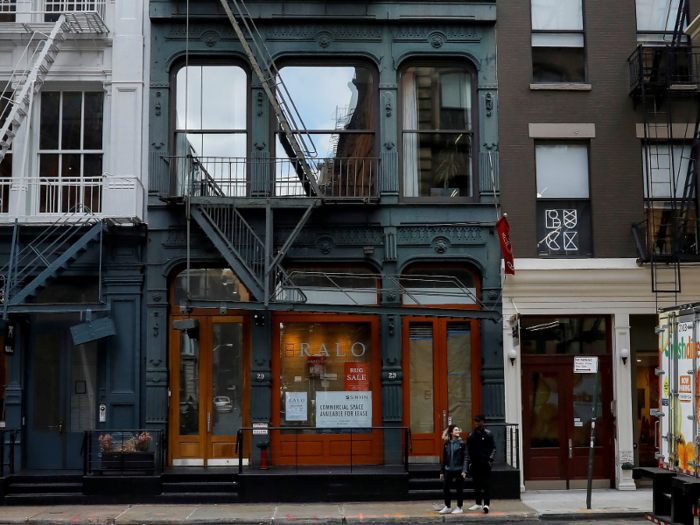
401, 265, 479, 306
400, 64, 476, 200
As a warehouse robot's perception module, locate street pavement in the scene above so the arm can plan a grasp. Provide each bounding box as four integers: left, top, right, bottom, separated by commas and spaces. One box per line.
0, 489, 652, 524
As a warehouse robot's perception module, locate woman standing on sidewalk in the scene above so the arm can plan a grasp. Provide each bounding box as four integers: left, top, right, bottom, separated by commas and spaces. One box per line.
438, 424, 467, 515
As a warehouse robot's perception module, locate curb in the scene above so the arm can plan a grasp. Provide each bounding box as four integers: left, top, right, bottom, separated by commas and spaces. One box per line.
538, 511, 648, 521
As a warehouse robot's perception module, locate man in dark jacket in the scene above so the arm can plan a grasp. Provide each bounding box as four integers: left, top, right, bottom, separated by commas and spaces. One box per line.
466, 414, 496, 513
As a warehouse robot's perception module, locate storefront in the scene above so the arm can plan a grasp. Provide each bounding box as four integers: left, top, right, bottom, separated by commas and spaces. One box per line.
503, 258, 700, 491
168, 268, 252, 466
271, 314, 382, 465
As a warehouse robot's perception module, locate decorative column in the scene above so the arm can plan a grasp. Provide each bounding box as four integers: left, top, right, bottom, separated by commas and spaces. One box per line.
145, 250, 169, 433
250, 310, 272, 466
614, 313, 637, 490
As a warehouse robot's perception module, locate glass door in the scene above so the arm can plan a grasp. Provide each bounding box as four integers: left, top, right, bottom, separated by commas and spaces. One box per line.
169, 315, 249, 466
403, 318, 480, 458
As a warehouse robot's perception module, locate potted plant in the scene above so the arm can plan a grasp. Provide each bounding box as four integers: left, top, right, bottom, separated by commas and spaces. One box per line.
98, 434, 122, 471
122, 432, 155, 472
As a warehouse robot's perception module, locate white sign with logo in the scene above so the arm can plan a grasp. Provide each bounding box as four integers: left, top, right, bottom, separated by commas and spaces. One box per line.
316, 391, 372, 428
574, 356, 599, 374
285, 391, 308, 422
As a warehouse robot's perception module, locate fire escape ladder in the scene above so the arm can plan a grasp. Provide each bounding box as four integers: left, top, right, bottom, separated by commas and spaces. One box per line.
189, 204, 266, 301
675, 100, 700, 255
218, 0, 321, 196
0, 215, 105, 311
0, 16, 67, 163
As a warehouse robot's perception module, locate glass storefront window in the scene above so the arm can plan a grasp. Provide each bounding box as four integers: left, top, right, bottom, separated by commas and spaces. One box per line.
173, 268, 251, 304
409, 323, 434, 434
179, 330, 200, 436
521, 317, 609, 355
279, 322, 372, 434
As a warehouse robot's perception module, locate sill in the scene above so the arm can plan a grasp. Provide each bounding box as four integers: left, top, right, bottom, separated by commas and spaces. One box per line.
530, 83, 592, 91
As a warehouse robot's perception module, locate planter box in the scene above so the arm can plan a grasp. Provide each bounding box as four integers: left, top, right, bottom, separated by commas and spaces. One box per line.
100, 452, 155, 473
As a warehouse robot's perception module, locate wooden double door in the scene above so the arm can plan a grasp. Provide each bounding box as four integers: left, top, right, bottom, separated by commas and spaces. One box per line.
522, 358, 614, 489
403, 317, 481, 458
169, 314, 250, 465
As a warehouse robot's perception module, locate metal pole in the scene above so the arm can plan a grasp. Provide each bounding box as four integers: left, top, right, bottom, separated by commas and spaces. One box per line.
586, 376, 599, 510
3, 218, 18, 319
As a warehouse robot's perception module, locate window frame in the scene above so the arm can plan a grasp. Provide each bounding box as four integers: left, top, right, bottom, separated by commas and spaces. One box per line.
534, 140, 594, 258
37, 90, 105, 214
0, 0, 16, 22
271, 58, 380, 162
169, 57, 252, 191
635, 0, 688, 42
397, 60, 480, 203
530, 0, 588, 84
399, 263, 482, 308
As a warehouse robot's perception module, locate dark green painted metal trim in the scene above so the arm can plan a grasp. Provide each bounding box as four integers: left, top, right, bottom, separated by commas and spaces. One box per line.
183, 300, 502, 321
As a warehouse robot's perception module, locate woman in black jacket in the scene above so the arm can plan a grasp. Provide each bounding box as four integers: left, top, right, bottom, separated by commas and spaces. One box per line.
438, 424, 467, 515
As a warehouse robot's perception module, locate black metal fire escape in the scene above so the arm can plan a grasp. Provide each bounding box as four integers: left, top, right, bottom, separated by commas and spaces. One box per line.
630, 0, 700, 308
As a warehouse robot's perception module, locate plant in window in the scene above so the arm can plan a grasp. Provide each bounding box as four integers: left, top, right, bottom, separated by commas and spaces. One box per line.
434, 134, 469, 190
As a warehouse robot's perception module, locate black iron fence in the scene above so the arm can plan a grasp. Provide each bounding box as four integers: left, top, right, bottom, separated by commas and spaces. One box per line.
149, 153, 380, 202
235, 426, 411, 474
488, 423, 520, 470
629, 45, 700, 94
0, 429, 19, 477
83, 429, 165, 476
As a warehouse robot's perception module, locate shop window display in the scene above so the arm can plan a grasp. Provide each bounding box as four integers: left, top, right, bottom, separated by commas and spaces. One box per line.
279, 322, 372, 433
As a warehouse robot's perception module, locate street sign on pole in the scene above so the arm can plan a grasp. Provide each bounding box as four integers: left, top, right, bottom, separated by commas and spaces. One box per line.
574, 356, 599, 510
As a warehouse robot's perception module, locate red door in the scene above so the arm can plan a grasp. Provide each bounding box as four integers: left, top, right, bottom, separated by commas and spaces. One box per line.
522, 357, 614, 489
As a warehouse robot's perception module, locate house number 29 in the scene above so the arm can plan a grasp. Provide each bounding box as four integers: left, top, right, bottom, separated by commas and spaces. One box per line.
388, 372, 397, 380
256, 373, 265, 381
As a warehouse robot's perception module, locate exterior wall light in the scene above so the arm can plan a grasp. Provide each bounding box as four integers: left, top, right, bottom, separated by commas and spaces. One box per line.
508, 348, 517, 366
620, 348, 629, 365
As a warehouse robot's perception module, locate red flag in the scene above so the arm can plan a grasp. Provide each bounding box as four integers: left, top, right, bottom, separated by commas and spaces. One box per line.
496, 216, 515, 275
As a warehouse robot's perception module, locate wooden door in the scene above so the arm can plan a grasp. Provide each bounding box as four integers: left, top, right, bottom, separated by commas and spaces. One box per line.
169, 314, 250, 465
522, 358, 614, 489
403, 318, 481, 458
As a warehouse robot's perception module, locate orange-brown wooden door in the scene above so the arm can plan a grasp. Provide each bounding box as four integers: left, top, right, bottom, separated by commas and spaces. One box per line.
403, 318, 481, 458
169, 315, 250, 465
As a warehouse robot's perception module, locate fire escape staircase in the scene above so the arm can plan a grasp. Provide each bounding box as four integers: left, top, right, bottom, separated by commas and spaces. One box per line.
177, 0, 326, 304
631, 0, 700, 306
0, 214, 105, 317
0, 12, 107, 163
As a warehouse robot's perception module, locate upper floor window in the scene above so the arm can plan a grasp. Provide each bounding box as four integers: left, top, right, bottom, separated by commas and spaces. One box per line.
175, 65, 248, 195
276, 65, 375, 160
45, 0, 101, 23
401, 66, 474, 199
401, 265, 479, 305
531, 0, 586, 83
535, 142, 592, 257
0, 0, 16, 22
39, 91, 104, 213
636, 0, 685, 42
0, 90, 13, 213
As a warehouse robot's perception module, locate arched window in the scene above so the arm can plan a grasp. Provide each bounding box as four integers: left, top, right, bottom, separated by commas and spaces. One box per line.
400, 64, 477, 200
283, 266, 379, 305
401, 265, 479, 306
172, 268, 251, 304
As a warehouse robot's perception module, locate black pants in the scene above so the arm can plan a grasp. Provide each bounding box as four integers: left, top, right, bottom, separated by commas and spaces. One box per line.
471, 462, 492, 506
443, 470, 464, 508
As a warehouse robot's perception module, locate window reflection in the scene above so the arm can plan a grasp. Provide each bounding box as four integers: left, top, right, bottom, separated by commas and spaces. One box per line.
521, 317, 608, 355
173, 268, 251, 304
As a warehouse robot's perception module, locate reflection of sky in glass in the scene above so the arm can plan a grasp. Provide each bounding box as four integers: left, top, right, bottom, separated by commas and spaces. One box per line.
176, 66, 247, 130
278, 67, 358, 130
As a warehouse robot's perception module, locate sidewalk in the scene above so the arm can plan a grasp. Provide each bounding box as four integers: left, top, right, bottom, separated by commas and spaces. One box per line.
0, 490, 653, 524
522, 488, 652, 520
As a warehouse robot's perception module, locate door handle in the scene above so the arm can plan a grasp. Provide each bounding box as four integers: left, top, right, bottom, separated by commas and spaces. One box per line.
207, 413, 211, 433
569, 438, 573, 459
49, 421, 64, 434
443, 410, 446, 429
